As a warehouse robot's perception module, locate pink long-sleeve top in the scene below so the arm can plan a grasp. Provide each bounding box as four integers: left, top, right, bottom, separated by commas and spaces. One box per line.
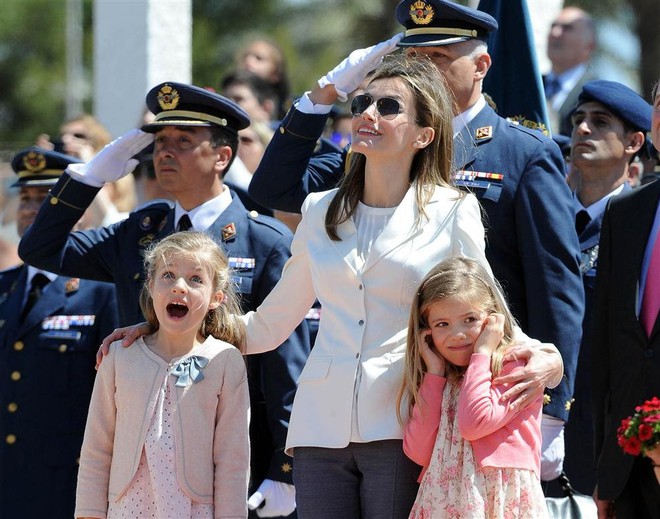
403, 353, 542, 481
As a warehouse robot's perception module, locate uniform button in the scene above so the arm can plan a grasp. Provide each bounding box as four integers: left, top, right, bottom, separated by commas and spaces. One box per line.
59, 344, 67, 353
358, 320, 364, 326
359, 284, 363, 290
6, 434, 16, 445
13, 341, 24, 351
10, 371, 21, 381
50, 197, 59, 205
7, 403, 18, 413
644, 348, 654, 358
355, 353, 359, 359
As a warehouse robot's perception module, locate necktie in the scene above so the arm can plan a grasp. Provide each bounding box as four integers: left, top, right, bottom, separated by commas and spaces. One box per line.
545, 76, 561, 99
21, 273, 49, 322
641, 229, 660, 336
575, 210, 590, 235
177, 214, 192, 232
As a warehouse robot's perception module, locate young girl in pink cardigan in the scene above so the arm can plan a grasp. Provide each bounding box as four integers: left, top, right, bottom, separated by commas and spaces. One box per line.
399, 257, 549, 518
75, 232, 250, 519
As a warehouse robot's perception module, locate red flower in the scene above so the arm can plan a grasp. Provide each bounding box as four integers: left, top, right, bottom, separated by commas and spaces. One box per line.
638, 424, 654, 441
617, 397, 660, 458
622, 437, 642, 456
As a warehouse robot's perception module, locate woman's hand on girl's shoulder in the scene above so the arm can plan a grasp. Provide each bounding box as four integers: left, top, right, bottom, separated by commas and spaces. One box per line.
419, 328, 446, 377
474, 313, 504, 356
95, 321, 153, 369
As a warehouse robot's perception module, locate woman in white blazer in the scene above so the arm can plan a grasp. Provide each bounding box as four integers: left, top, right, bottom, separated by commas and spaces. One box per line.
244, 54, 490, 517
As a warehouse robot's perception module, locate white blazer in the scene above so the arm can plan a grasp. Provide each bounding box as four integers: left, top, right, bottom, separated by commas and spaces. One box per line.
245, 183, 489, 454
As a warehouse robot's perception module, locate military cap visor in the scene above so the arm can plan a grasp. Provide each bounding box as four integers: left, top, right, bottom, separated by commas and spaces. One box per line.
396, 0, 498, 47
11, 147, 81, 188
142, 82, 250, 133
576, 80, 652, 133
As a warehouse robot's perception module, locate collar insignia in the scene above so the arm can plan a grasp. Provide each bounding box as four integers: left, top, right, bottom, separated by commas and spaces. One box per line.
475, 126, 493, 140
222, 223, 237, 241
65, 278, 79, 293
157, 85, 180, 111
409, 0, 434, 25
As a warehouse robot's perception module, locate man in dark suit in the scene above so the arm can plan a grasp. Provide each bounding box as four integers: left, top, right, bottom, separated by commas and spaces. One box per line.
18, 84, 310, 518
552, 80, 650, 496
591, 80, 660, 519
248, 0, 582, 482
544, 6, 597, 136
0, 148, 119, 518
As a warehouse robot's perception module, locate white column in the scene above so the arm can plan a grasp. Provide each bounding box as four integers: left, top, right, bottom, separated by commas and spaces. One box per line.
93, 0, 191, 138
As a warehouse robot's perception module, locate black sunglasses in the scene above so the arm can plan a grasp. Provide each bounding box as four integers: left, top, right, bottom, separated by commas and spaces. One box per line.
350, 94, 402, 120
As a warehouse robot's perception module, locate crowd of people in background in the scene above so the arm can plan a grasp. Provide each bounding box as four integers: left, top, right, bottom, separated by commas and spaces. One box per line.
0, 0, 659, 518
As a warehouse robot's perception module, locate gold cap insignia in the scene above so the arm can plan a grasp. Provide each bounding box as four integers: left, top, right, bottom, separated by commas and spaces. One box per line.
409, 0, 434, 25
65, 278, 80, 293
222, 223, 237, 241
543, 394, 551, 406
475, 126, 493, 140
157, 85, 180, 111
565, 398, 575, 411
23, 151, 47, 173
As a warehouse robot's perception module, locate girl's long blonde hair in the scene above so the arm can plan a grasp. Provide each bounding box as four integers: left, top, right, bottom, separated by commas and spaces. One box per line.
139, 231, 246, 351
397, 257, 517, 424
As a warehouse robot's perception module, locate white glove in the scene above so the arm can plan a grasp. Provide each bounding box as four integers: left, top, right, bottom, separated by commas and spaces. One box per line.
247, 479, 296, 518
66, 129, 154, 188
317, 33, 404, 102
540, 414, 565, 481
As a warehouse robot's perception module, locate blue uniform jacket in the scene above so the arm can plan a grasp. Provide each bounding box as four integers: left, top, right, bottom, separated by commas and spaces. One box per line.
0, 264, 118, 519
249, 104, 584, 421
18, 175, 311, 488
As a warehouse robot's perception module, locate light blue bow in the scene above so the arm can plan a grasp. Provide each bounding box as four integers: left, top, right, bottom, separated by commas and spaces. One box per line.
171, 355, 209, 387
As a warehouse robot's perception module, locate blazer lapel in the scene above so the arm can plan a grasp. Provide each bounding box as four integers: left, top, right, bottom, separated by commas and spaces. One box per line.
0, 267, 27, 339
329, 206, 360, 277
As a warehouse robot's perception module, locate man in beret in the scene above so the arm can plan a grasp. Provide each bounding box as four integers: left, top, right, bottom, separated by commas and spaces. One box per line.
248, 0, 582, 483
589, 79, 660, 519
19, 83, 310, 518
550, 80, 651, 497
0, 148, 119, 518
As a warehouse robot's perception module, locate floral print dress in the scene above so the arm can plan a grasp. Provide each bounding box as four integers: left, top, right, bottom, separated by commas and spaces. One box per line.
409, 379, 549, 519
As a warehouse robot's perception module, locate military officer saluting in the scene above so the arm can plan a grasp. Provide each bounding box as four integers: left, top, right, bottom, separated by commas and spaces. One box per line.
19, 83, 310, 518
0, 148, 119, 518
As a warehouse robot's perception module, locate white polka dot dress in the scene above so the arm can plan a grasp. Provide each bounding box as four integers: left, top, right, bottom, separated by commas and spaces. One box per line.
107, 365, 214, 519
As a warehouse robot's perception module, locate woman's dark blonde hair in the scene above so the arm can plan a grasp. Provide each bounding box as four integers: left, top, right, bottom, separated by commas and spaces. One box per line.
139, 232, 245, 350
325, 52, 457, 240
397, 257, 517, 424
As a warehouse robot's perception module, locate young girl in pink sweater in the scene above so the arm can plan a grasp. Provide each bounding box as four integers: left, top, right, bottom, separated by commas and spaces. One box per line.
399, 257, 549, 518
75, 232, 250, 519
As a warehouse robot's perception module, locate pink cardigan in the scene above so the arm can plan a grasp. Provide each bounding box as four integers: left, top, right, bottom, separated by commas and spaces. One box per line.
403, 353, 542, 481
75, 336, 250, 519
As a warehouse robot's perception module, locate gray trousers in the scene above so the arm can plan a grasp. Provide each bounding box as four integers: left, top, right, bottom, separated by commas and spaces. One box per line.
293, 440, 420, 519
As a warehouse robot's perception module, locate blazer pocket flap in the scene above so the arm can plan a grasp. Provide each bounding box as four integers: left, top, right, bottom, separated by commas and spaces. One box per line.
298, 356, 332, 382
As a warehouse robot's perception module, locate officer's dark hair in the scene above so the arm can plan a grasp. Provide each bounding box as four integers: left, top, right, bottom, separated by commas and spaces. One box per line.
221, 69, 278, 109
209, 126, 239, 176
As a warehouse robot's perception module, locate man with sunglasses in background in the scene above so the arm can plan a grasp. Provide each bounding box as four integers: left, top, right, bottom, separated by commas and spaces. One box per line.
248, 0, 583, 485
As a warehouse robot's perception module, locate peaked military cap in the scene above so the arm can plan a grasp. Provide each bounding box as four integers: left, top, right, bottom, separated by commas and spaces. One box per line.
396, 0, 498, 47
142, 81, 250, 134
11, 147, 81, 188
576, 80, 652, 133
